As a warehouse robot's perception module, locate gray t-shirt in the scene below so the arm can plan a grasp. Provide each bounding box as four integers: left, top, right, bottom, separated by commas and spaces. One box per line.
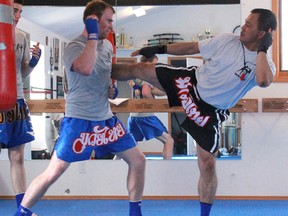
64, 35, 114, 121
15, 29, 30, 99
197, 33, 276, 110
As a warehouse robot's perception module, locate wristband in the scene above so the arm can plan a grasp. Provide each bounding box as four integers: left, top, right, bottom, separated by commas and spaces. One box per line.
139, 45, 167, 59
85, 18, 98, 40
257, 49, 267, 54
133, 84, 142, 92
111, 85, 119, 99
257, 33, 272, 54
29, 49, 41, 67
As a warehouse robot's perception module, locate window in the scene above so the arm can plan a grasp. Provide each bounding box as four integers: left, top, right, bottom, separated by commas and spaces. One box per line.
273, 0, 288, 82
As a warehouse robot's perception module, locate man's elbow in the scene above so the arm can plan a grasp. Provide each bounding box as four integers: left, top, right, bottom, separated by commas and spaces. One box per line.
257, 79, 272, 88
72, 64, 93, 76
81, 67, 93, 76
257, 71, 274, 88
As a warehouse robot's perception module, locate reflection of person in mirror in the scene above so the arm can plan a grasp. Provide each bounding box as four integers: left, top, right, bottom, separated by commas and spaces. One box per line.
127, 55, 174, 160
0, 0, 41, 209
111, 8, 277, 216
14, 1, 145, 216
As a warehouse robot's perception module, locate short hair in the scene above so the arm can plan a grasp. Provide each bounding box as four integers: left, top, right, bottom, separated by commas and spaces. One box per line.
251, 8, 277, 32
140, 55, 158, 63
14, 0, 24, 5
83, 0, 115, 23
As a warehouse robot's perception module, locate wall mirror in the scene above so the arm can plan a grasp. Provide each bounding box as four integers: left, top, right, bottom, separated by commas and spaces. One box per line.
3, 1, 241, 160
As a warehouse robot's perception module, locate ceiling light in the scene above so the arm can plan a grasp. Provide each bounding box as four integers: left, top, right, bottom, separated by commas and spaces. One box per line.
133, 7, 146, 17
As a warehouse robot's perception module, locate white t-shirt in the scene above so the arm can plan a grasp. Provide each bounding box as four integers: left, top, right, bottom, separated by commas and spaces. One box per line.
197, 33, 275, 109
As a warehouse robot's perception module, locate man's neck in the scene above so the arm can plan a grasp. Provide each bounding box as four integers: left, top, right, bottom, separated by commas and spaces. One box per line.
242, 42, 258, 52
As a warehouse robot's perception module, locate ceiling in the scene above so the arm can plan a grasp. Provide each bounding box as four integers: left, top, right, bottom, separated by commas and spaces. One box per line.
21, 0, 240, 40
22, 6, 165, 40
24, 0, 240, 6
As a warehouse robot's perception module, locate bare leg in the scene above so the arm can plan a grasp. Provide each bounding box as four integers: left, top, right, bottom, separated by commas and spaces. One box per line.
116, 146, 146, 201
156, 132, 174, 160
21, 152, 70, 208
196, 145, 217, 204
9, 144, 26, 194
112, 63, 165, 91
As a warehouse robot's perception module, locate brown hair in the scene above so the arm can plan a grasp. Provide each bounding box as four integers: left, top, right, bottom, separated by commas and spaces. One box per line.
14, 0, 24, 5
251, 8, 277, 32
83, 0, 115, 23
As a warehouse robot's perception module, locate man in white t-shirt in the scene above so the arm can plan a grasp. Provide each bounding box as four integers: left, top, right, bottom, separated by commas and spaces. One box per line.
112, 8, 277, 216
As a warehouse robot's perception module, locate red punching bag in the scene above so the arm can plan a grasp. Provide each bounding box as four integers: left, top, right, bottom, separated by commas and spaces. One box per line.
0, 0, 17, 112
107, 30, 117, 85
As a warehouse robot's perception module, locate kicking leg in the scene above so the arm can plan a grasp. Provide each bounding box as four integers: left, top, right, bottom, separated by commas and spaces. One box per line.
111, 63, 164, 91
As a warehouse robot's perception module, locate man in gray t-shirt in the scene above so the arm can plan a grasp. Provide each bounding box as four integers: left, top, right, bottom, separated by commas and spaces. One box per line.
0, 0, 41, 209
15, 1, 145, 216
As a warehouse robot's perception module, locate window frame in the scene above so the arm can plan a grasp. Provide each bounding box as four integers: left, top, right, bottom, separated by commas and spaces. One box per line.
272, 0, 288, 82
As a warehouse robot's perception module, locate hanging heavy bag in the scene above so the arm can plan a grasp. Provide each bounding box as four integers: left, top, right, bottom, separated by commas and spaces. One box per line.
0, 0, 17, 112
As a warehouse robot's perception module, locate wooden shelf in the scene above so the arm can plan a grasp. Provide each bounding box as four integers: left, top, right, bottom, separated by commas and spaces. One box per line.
262, 98, 288, 112
26, 98, 258, 114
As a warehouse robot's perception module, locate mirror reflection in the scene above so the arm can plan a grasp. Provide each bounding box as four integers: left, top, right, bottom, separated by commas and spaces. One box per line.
1, 3, 241, 160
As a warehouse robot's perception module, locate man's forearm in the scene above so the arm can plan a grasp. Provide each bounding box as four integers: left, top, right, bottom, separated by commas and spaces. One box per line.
255, 53, 274, 87
22, 62, 34, 80
167, 42, 200, 55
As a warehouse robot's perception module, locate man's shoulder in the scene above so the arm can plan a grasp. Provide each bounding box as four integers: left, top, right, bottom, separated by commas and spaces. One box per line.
215, 32, 239, 40
69, 35, 86, 46
15, 29, 26, 39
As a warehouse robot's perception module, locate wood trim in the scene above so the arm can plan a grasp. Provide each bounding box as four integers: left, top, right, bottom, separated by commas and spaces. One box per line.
116, 57, 137, 64
272, 0, 288, 82
26, 98, 258, 114
168, 56, 203, 65
262, 98, 288, 112
143, 151, 162, 155
168, 113, 172, 133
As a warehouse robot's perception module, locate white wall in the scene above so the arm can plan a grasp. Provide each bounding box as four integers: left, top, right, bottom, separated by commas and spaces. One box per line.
0, 19, 68, 160
20, 19, 68, 151
116, 4, 241, 49
1, 0, 288, 198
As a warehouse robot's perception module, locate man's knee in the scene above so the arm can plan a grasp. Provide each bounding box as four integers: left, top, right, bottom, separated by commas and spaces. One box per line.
197, 148, 216, 171
131, 153, 146, 172
9, 146, 25, 164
